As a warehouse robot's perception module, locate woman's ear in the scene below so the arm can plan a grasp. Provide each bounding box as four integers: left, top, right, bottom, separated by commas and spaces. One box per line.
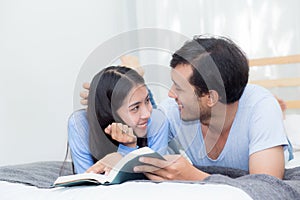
206, 90, 219, 107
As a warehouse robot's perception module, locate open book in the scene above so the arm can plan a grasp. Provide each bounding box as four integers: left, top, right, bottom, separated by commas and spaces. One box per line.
53, 147, 165, 187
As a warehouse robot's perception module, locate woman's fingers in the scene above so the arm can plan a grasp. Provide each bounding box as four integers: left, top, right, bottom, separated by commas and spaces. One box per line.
104, 124, 112, 134
86, 153, 122, 174
86, 162, 105, 174
105, 123, 136, 144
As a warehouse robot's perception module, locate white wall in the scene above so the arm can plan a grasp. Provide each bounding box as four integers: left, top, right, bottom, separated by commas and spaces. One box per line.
1, 0, 299, 165
0, 0, 132, 165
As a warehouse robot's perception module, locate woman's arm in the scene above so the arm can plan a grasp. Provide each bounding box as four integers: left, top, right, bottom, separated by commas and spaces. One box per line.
68, 110, 94, 173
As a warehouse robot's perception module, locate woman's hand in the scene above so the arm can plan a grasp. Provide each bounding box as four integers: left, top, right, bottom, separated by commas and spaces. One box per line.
105, 123, 137, 147
86, 152, 123, 175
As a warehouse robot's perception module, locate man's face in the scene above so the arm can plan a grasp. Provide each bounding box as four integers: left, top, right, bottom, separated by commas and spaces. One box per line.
168, 64, 204, 121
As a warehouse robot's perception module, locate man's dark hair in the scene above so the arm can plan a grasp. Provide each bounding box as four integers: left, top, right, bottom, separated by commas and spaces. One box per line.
170, 35, 249, 104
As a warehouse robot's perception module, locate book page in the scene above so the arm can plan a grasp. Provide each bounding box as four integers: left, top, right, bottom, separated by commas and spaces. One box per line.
54, 147, 165, 186
107, 147, 164, 183
54, 173, 108, 186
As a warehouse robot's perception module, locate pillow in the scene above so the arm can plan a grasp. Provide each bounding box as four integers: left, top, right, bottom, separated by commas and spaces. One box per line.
284, 114, 300, 152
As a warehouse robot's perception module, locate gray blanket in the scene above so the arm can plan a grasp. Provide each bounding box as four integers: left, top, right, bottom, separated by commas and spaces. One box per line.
0, 161, 73, 188
0, 161, 300, 200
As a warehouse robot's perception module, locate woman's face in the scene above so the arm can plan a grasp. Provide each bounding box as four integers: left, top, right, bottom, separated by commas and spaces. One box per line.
116, 85, 152, 137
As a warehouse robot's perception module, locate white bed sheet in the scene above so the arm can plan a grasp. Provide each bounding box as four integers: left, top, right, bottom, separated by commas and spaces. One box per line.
1, 153, 300, 200
0, 181, 252, 200
2, 115, 299, 200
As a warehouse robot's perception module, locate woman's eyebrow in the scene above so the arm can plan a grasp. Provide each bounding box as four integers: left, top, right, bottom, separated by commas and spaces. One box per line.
128, 94, 149, 108
128, 101, 141, 108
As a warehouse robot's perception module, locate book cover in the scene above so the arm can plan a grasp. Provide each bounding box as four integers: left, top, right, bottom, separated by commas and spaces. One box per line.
53, 147, 165, 187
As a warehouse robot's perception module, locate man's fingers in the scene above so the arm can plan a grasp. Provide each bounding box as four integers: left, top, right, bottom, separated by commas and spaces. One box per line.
133, 164, 172, 180
80, 99, 88, 106
83, 82, 90, 90
80, 91, 89, 106
134, 155, 182, 172
80, 91, 89, 99
143, 172, 165, 181
133, 164, 161, 173
138, 156, 174, 169
120, 55, 140, 68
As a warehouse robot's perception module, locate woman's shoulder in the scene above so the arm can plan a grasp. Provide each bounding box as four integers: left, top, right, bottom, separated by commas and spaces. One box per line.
69, 109, 87, 121
68, 109, 88, 130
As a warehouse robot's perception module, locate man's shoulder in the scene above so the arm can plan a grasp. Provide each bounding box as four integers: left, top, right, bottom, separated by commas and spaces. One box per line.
243, 84, 272, 97
239, 84, 275, 106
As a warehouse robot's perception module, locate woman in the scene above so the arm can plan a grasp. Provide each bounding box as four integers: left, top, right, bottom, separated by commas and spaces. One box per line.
68, 66, 169, 174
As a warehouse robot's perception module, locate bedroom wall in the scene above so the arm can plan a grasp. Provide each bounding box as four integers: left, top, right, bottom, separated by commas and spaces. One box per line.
1, 0, 299, 165
0, 0, 133, 165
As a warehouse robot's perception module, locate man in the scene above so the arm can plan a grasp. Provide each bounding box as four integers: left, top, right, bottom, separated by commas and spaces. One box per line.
133, 35, 291, 180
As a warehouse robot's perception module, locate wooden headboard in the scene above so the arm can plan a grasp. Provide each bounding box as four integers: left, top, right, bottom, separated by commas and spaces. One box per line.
249, 54, 300, 109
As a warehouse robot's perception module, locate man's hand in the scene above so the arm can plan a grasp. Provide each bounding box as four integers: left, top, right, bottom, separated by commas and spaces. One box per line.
86, 152, 123, 175
80, 82, 90, 106
79, 56, 144, 106
274, 96, 287, 119
133, 155, 209, 181
120, 55, 144, 77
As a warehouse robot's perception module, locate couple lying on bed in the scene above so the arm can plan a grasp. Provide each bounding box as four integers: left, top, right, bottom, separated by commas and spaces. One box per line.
68, 35, 293, 181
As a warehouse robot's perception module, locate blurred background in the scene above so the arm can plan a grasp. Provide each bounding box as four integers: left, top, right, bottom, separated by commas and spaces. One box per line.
0, 0, 299, 165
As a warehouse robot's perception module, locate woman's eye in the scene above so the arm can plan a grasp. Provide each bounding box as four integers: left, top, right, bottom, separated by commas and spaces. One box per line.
130, 106, 139, 112
145, 97, 150, 104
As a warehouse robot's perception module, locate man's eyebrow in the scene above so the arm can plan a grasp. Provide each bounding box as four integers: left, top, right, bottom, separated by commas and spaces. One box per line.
172, 79, 181, 88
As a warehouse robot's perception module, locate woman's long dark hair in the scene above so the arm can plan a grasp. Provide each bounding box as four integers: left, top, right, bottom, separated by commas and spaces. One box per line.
87, 66, 145, 162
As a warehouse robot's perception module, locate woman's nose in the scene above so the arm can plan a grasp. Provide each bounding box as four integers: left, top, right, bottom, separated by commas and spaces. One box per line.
141, 105, 151, 119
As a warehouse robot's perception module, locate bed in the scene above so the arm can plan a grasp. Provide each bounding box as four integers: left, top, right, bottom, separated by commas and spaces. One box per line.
1, 55, 300, 200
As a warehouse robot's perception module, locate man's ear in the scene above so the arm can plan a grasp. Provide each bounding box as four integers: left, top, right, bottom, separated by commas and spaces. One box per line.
206, 90, 219, 107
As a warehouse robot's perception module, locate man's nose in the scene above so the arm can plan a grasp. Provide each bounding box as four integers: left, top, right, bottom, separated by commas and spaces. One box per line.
168, 85, 177, 99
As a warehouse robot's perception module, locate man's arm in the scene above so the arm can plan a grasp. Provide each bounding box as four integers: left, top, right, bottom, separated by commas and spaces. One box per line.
249, 145, 285, 179
133, 155, 210, 181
